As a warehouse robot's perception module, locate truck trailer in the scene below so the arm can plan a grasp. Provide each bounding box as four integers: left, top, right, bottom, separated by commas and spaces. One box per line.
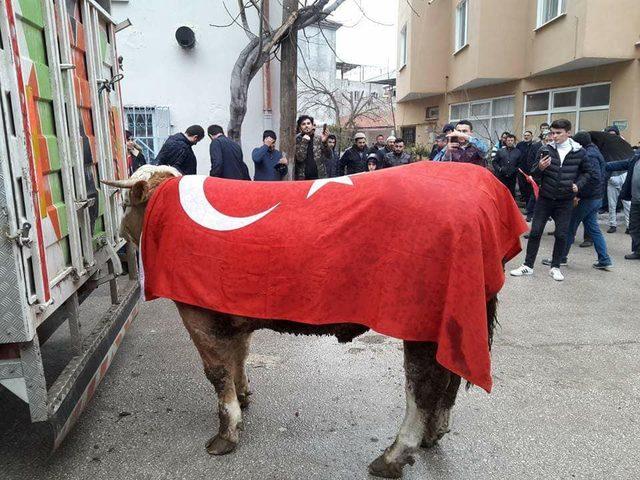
0, 0, 137, 447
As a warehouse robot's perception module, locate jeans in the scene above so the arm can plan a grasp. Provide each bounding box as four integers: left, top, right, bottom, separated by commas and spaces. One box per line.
562, 198, 611, 265
607, 173, 631, 227
525, 197, 574, 269
630, 201, 640, 253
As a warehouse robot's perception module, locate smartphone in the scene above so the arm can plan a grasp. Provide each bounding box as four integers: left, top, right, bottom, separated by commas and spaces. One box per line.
449, 136, 459, 143
322, 123, 328, 133
539, 147, 550, 160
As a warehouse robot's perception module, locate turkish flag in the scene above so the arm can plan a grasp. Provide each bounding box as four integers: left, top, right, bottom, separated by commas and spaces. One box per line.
141, 162, 527, 392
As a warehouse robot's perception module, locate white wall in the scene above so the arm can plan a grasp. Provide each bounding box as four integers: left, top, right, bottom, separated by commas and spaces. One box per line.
112, 0, 281, 176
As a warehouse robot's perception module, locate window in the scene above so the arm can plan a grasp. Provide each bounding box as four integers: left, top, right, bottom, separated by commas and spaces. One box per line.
399, 24, 407, 68
449, 96, 515, 144
523, 83, 610, 135
401, 126, 416, 146
537, 0, 566, 28
426, 106, 439, 120
455, 0, 469, 52
125, 106, 171, 164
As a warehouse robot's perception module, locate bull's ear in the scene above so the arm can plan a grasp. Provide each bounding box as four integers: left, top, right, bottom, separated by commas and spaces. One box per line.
130, 180, 150, 205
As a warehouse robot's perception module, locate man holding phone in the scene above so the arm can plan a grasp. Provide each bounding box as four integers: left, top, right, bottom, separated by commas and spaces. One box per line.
510, 119, 595, 282
444, 120, 487, 167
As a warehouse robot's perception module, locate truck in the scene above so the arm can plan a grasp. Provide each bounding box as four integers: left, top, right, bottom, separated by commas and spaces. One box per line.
0, 0, 138, 447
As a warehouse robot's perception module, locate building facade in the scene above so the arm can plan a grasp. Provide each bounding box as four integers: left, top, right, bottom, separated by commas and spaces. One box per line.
396, 0, 640, 147
111, 0, 281, 175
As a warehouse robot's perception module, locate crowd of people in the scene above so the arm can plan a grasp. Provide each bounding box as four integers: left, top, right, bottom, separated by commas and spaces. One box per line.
125, 115, 639, 280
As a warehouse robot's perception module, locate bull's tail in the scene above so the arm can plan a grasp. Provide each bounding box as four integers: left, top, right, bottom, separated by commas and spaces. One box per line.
466, 295, 499, 391
486, 295, 499, 351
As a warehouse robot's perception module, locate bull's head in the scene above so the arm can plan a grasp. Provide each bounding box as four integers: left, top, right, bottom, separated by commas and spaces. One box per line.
101, 165, 182, 246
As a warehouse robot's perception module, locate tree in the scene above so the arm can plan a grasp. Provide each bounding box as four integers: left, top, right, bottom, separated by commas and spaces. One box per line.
298, 77, 392, 136
220, 0, 350, 145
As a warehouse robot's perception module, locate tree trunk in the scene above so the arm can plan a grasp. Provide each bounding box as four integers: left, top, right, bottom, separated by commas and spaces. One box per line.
228, 38, 261, 145
279, 0, 298, 180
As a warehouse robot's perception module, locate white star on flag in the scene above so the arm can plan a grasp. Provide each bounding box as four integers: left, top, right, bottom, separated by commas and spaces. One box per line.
306, 176, 354, 199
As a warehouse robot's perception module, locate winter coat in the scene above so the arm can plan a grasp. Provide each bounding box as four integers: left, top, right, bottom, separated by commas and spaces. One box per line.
156, 133, 198, 175
252, 145, 286, 181
493, 146, 521, 178
337, 145, 369, 176
127, 149, 146, 175
295, 133, 327, 180
515, 141, 534, 173
384, 151, 413, 168
532, 138, 594, 201
577, 144, 605, 200
445, 144, 487, 167
606, 150, 640, 202
210, 135, 250, 180
322, 148, 340, 177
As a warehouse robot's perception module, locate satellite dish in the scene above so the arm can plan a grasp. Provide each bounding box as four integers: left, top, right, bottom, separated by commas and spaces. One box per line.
175, 26, 196, 49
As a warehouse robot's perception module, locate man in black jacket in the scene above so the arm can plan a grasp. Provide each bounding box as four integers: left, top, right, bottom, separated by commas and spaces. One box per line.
156, 125, 204, 175
511, 119, 595, 282
541, 132, 611, 269
336, 132, 369, 175
208, 125, 251, 180
493, 134, 521, 198
516, 131, 535, 204
606, 149, 640, 259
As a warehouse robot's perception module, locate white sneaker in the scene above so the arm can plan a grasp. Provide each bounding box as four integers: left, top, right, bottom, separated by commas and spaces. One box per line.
549, 267, 564, 282
510, 265, 534, 276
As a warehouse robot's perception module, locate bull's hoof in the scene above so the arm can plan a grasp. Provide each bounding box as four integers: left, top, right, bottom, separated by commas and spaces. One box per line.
206, 434, 237, 455
368, 455, 405, 479
238, 391, 252, 409
421, 432, 445, 449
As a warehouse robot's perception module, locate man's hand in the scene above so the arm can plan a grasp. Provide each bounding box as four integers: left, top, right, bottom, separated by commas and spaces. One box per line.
538, 155, 551, 170
572, 183, 578, 193
573, 197, 579, 207
279, 156, 288, 165
321, 125, 329, 143
264, 137, 275, 148
302, 134, 311, 142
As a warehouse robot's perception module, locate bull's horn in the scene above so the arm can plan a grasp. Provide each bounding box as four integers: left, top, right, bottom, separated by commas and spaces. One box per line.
101, 178, 140, 189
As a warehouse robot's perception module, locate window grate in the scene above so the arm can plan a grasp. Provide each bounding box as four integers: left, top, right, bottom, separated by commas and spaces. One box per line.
124, 106, 171, 164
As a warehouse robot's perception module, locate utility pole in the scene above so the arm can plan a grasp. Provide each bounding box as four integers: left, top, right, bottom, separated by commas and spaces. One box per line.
279, 0, 298, 180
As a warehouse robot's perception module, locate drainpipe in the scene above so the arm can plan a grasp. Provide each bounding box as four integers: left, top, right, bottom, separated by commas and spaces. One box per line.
262, 0, 273, 129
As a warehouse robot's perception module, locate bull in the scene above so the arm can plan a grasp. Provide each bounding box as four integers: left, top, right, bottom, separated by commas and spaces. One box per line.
104, 164, 516, 479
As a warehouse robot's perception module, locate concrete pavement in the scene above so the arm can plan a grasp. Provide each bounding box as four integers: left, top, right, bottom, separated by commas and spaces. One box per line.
1, 218, 638, 479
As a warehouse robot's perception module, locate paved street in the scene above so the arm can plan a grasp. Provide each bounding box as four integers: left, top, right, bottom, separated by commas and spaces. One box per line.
1, 217, 639, 480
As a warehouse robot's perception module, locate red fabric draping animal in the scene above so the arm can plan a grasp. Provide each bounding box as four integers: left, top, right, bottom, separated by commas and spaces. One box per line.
141, 162, 527, 392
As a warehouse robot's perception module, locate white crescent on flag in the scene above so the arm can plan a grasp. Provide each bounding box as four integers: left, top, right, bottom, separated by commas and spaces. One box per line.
178, 176, 279, 232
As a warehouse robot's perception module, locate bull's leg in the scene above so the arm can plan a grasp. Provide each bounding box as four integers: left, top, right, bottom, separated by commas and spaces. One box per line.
369, 342, 451, 479
421, 371, 461, 448
175, 303, 245, 455
233, 332, 252, 409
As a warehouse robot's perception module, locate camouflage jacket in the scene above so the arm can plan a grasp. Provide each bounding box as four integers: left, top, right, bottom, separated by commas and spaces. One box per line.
295, 133, 328, 180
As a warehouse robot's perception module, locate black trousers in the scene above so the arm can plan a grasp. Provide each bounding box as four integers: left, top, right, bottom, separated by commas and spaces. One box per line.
630, 201, 640, 253
498, 174, 517, 199
525, 197, 574, 268
517, 174, 532, 204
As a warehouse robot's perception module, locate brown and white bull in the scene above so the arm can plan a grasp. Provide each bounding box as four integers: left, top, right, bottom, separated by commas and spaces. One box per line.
104, 165, 504, 479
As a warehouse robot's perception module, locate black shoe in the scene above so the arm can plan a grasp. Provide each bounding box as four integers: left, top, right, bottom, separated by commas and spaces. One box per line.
542, 258, 567, 266
607, 226, 617, 233
592, 262, 612, 270
579, 240, 593, 248
624, 252, 640, 260
625, 228, 630, 234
